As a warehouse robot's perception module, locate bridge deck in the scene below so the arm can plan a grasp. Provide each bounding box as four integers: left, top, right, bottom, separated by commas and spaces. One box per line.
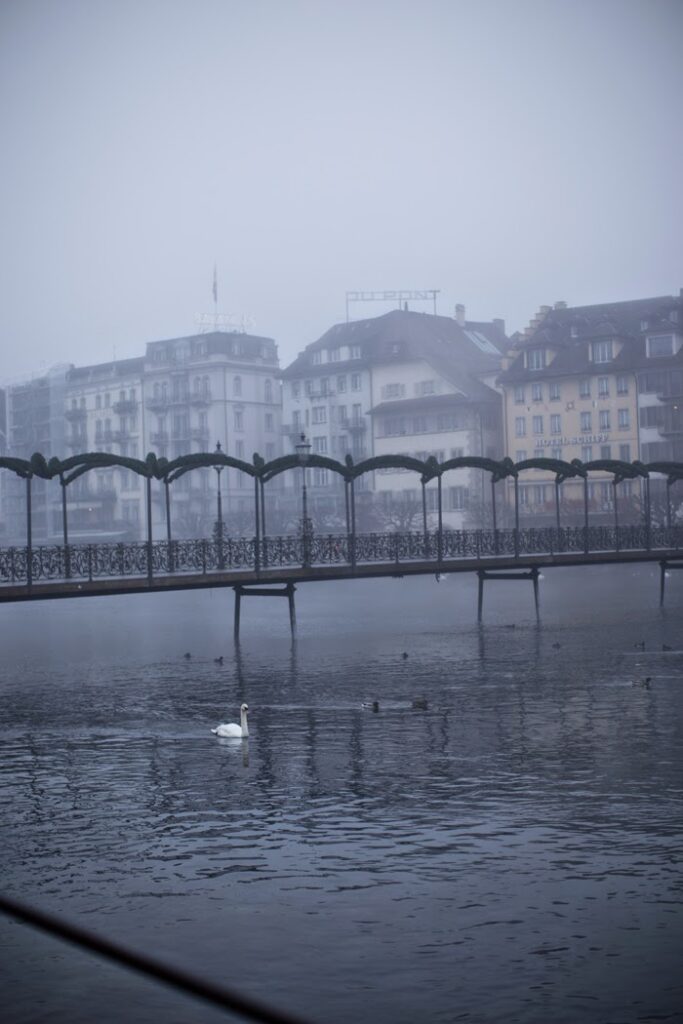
1, 547, 681, 604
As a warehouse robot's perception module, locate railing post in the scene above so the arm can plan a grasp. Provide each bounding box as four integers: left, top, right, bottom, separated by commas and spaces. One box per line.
350, 478, 357, 569
583, 476, 589, 554
254, 476, 260, 574
87, 544, 93, 582
437, 474, 443, 566
422, 480, 428, 559
146, 476, 153, 583
613, 480, 619, 553
645, 476, 651, 552
165, 479, 174, 573
61, 479, 71, 580
26, 475, 32, 588
260, 479, 267, 568
514, 475, 519, 558
491, 476, 498, 554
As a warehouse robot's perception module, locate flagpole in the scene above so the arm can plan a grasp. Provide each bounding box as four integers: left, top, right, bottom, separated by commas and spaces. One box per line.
213, 264, 218, 319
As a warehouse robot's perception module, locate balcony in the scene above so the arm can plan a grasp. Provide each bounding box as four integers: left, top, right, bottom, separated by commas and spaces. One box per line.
113, 399, 138, 414
343, 418, 367, 433
146, 396, 172, 412
112, 429, 134, 443
282, 423, 305, 436
150, 430, 169, 445
660, 410, 683, 436
189, 390, 212, 406
65, 407, 87, 422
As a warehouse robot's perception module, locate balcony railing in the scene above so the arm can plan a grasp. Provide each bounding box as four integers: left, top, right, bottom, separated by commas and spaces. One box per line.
150, 431, 169, 445
65, 407, 87, 422
189, 390, 211, 405
112, 399, 138, 414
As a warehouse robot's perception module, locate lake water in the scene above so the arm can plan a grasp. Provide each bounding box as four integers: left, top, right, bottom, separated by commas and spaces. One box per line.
1, 564, 683, 1024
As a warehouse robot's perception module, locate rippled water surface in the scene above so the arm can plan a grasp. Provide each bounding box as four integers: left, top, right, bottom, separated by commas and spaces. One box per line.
1, 565, 683, 1023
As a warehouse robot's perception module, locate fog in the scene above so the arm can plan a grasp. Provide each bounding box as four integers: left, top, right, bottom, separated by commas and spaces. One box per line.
1, 0, 682, 380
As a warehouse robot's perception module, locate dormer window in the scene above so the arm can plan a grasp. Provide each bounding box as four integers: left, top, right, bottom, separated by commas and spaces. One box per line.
647, 334, 674, 358
591, 339, 613, 363
526, 348, 546, 370
311, 350, 322, 365
350, 344, 361, 359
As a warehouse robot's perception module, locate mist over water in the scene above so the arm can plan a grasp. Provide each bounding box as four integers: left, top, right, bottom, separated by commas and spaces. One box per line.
1, 565, 683, 1023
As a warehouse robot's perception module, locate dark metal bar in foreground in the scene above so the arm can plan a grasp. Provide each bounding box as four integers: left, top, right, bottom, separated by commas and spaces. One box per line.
0, 893, 314, 1024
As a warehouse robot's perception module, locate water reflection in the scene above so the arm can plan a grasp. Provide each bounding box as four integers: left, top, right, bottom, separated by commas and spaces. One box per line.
1, 569, 683, 1023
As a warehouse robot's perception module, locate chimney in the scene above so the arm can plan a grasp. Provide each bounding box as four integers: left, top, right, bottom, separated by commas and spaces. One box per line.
492, 317, 505, 335
455, 303, 466, 326
554, 300, 567, 310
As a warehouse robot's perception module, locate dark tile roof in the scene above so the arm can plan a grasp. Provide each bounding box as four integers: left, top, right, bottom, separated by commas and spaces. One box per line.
281, 309, 506, 402
499, 293, 683, 382
370, 392, 497, 416
68, 357, 145, 381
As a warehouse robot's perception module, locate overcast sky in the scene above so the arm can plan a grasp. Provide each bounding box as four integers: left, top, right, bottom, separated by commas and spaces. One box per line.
1, 0, 681, 382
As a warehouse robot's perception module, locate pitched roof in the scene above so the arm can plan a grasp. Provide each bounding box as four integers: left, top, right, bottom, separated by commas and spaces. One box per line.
281, 309, 506, 401
499, 293, 683, 381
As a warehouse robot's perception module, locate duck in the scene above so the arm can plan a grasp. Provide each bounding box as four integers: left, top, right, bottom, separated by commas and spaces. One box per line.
211, 703, 249, 738
634, 641, 645, 651
552, 642, 561, 649
412, 698, 428, 710
183, 652, 192, 659
662, 644, 673, 652
401, 652, 409, 660
631, 677, 652, 690
362, 700, 380, 712
214, 656, 224, 664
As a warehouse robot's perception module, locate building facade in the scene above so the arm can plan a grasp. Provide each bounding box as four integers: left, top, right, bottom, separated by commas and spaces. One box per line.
497, 292, 683, 520
1, 330, 281, 542
281, 307, 507, 529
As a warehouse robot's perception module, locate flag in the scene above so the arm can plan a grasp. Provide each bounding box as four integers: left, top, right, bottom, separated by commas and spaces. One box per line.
212, 265, 218, 305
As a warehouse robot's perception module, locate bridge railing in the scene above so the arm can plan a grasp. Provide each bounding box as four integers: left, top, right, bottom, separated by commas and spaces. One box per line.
1, 524, 682, 587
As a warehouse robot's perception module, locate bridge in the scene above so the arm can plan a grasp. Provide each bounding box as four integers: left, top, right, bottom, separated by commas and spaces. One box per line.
2, 449, 683, 627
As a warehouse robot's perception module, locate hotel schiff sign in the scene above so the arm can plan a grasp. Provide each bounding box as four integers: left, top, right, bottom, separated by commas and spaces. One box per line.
537, 433, 609, 448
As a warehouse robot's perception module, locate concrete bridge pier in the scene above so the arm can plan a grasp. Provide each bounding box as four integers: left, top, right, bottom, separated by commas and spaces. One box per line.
477, 567, 540, 622
233, 582, 297, 640
659, 559, 683, 607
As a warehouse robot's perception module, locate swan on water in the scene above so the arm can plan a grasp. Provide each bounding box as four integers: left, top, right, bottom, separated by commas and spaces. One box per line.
211, 703, 249, 738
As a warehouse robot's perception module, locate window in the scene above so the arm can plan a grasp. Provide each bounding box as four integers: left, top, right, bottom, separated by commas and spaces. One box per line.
351, 373, 361, 391
647, 334, 674, 358
337, 405, 347, 423
413, 416, 427, 433
265, 379, 273, 402
591, 339, 613, 363
533, 446, 544, 459
320, 378, 330, 396
234, 409, 244, 430
266, 443, 275, 461
598, 376, 609, 397
549, 382, 561, 401
233, 376, 242, 396
265, 413, 274, 432
313, 436, 327, 453
619, 444, 631, 461
105, 393, 110, 407
437, 413, 460, 430
618, 408, 630, 429
551, 446, 562, 460
532, 382, 543, 402
329, 348, 340, 362
514, 385, 525, 404
352, 403, 362, 423
448, 486, 468, 510
350, 345, 361, 359
382, 383, 405, 400
601, 444, 612, 460
550, 414, 561, 434
515, 449, 527, 462
616, 375, 629, 395
312, 406, 326, 425
311, 351, 322, 365
532, 415, 543, 434
313, 468, 328, 486
581, 445, 593, 461
599, 410, 611, 430
416, 380, 436, 396
96, 394, 102, 409
580, 411, 592, 432
291, 381, 300, 399
515, 417, 526, 437
527, 348, 546, 370
337, 375, 347, 393
235, 440, 244, 459
579, 379, 590, 398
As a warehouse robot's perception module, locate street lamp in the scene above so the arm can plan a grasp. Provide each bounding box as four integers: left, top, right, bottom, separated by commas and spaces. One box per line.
214, 440, 224, 568
295, 432, 312, 565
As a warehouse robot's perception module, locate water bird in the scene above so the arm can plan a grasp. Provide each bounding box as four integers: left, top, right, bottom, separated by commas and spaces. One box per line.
634, 641, 645, 650
401, 652, 409, 660
412, 698, 428, 710
362, 700, 380, 712
214, 656, 224, 664
552, 642, 561, 649
211, 703, 249, 738
183, 652, 192, 659
662, 644, 673, 651
632, 677, 652, 690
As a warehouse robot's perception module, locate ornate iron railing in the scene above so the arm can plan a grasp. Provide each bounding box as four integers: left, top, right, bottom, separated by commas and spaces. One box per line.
1, 525, 682, 586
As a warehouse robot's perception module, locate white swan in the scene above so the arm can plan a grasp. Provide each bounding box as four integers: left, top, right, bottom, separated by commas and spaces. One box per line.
211, 703, 249, 738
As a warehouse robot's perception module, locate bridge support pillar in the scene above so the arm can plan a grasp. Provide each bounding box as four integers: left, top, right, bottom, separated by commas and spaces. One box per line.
233, 583, 297, 640
477, 567, 541, 622
659, 559, 683, 607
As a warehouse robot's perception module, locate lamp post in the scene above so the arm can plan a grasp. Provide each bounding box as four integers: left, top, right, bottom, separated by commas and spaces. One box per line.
295, 432, 312, 566
214, 440, 224, 569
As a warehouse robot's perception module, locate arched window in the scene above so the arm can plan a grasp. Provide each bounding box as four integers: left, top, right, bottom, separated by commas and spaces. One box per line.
265, 378, 273, 402
233, 376, 242, 397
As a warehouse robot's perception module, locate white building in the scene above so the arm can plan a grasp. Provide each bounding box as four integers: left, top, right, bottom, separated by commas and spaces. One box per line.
281, 307, 507, 528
